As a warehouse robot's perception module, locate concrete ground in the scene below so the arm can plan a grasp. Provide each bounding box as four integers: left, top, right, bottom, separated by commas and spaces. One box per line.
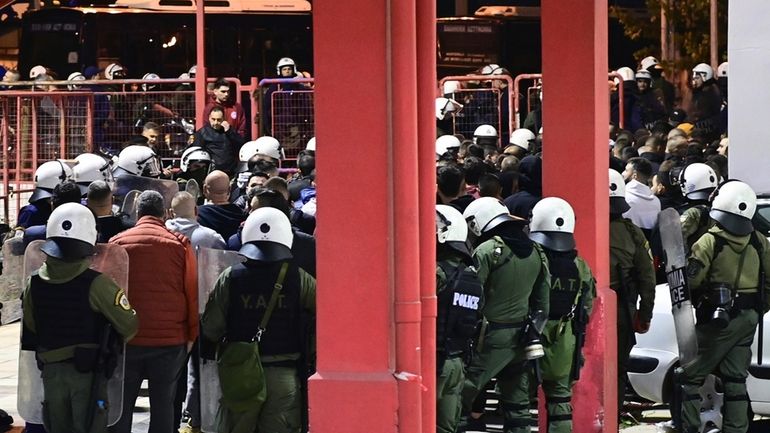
4, 320, 768, 433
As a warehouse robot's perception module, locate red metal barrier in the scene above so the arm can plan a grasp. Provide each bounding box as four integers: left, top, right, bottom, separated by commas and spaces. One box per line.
438, 74, 515, 147
257, 77, 315, 161
513, 72, 625, 130
0, 77, 259, 225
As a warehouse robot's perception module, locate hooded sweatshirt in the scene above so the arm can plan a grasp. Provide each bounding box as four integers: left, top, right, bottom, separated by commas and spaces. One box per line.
166, 217, 226, 250
623, 179, 661, 230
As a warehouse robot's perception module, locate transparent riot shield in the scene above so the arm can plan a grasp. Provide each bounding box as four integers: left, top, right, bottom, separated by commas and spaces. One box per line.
18, 240, 130, 426
185, 179, 201, 203
115, 173, 179, 210
0, 236, 26, 325
120, 189, 141, 223
198, 247, 244, 433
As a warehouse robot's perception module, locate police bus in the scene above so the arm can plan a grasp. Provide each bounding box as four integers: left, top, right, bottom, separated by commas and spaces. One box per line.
18, 0, 313, 81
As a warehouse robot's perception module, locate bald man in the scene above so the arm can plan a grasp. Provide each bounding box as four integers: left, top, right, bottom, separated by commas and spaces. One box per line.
166, 192, 226, 250
196, 170, 246, 239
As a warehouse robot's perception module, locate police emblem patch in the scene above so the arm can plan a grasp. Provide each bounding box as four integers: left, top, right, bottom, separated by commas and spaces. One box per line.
115, 289, 131, 310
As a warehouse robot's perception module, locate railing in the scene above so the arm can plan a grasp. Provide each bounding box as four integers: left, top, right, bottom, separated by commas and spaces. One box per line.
438, 74, 515, 147
256, 77, 315, 161
0, 77, 259, 225
513, 72, 626, 130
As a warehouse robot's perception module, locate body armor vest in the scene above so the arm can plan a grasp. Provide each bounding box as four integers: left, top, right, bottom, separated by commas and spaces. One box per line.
30, 269, 104, 352
226, 262, 302, 356
437, 261, 483, 354
545, 249, 586, 319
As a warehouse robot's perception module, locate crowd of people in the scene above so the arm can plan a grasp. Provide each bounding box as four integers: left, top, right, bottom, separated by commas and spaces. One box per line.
0, 51, 766, 433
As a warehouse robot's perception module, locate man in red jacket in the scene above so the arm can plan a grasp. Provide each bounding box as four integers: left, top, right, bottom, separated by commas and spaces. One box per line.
109, 190, 198, 433
203, 78, 247, 140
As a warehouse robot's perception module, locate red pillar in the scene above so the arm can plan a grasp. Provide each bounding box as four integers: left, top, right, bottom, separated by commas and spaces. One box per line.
310, 0, 434, 431
416, 0, 438, 432
541, 1, 616, 432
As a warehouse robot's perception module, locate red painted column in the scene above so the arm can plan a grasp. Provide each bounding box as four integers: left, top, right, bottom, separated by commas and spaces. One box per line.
310, 0, 430, 431
541, 1, 615, 432
416, 0, 438, 431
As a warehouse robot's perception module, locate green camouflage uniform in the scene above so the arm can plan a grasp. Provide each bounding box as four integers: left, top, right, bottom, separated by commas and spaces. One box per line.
461, 235, 550, 433
681, 226, 770, 433
22, 257, 138, 433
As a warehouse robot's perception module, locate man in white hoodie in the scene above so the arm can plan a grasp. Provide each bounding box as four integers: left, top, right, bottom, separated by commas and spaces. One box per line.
621, 157, 661, 237
166, 191, 227, 250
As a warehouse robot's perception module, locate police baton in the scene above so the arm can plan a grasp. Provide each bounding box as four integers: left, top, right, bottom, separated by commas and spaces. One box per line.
85, 323, 114, 431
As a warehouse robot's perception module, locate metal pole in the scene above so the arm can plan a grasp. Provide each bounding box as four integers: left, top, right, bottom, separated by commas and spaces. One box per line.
710, 0, 718, 69
195, 0, 206, 129
661, 1, 669, 63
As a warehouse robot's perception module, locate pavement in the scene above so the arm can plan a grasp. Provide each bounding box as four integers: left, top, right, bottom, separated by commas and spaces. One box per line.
0, 322, 152, 432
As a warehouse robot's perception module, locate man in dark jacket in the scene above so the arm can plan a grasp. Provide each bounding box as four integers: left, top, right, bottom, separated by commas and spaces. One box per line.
688, 63, 723, 141
197, 170, 246, 240
191, 107, 245, 177
203, 78, 247, 139
503, 155, 542, 219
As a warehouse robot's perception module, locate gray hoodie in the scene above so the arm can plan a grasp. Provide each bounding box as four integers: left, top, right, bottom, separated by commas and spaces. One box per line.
165, 217, 227, 250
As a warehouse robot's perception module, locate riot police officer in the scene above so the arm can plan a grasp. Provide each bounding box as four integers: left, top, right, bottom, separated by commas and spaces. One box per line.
609, 169, 656, 417
529, 197, 596, 433
460, 197, 550, 433
201, 207, 316, 433
435, 205, 483, 433
678, 163, 719, 251
680, 181, 770, 433
21, 203, 138, 433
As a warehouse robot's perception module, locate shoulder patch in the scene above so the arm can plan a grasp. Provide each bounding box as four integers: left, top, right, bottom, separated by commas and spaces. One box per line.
114, 289, 131, 311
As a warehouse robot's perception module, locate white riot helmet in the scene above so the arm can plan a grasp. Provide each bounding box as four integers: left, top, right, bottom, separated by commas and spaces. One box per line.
473, 124, 498, 147
710, 181, 757, 236
73, 154, 114, 196
640, 56, 660, 71
67, 72, 86, 90
615, 67, 635, 83
508, 128, 536, 151
30, 160, 73, 203
115, 145, 160, 177
188, 65, 197, 77
105, 63, 125, 80
306, 137, 316, 152
463, 197, 514, 237
679, 163, 718, 201
692, 63, 714, 81
436, 135, 461, 161
178, 72, 191, 83
481, 64, 503, 75
239, 207, 294, 262
529, 197, 576, 252
29, 65, 47, 79
635, 69, 652, 81
180, 146, 211, 172
254, 136, 284, 161
41, 203, 97, 260
239, 140, 260, 162
142, 73, 160, 91
609, 169, 630, 214
276, 57, 296, 75
436, 97, 463, 121
717, 62, 728, 78
443, 80, 461, 96
436, 204, 471, 259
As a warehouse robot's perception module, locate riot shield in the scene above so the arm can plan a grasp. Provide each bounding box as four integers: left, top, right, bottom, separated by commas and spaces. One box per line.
115, 173, 179, 210
658, 208, 698, 364
185, 179, 200, 202
120, 189, 141, 223
17, 240, 130, 426
198, 247, 244, 433
0, 236, 26, 325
